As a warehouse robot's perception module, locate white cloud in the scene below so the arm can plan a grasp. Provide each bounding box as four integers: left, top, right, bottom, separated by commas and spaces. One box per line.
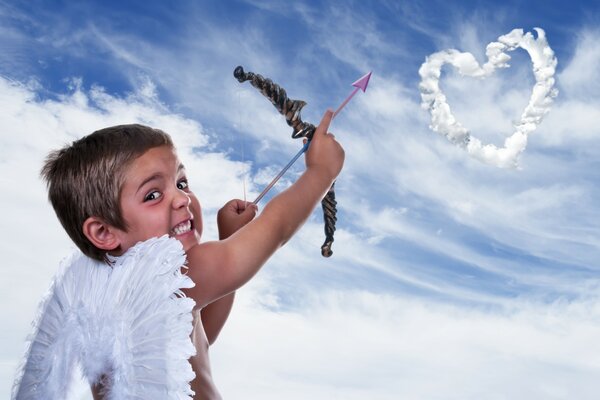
558, 29, 600, 99
293, 3, 404, 74
0, 76, 250, 396
419, 28, 558, 168
212, 287, 600, 399
330, 70, 599, 278
541, 100, 600, 147
3, 4, 600, 399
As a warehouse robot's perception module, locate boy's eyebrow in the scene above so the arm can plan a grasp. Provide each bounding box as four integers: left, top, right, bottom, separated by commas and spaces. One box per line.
136, 174, 163, 193
136, 164, 186, 193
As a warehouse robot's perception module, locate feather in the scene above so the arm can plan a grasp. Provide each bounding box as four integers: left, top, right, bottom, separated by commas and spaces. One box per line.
12, 236, 196, 399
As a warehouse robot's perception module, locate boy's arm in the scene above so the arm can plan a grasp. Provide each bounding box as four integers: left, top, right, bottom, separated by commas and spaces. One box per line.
184, 110, 344, 308
200, 297, 232, 345
201, 200, 256, 344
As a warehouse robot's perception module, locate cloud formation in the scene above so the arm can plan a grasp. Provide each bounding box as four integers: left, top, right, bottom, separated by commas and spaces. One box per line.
0, 75, 251, 395
214, 286, 600, 400
419, 28, 558, 168
3, 3, 600, 399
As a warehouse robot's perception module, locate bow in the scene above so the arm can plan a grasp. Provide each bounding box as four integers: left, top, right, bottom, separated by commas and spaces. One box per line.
234, 66, 338, 257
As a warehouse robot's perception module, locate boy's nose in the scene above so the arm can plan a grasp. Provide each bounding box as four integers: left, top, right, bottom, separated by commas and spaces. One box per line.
172, 188, 191, 209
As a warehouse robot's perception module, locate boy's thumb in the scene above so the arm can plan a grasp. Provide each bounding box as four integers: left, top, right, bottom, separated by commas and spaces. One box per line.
244, 204, 258, 219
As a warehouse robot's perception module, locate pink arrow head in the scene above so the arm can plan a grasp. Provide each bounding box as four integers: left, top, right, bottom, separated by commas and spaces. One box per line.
332, 71, 373, 118
352, 71, 372, 92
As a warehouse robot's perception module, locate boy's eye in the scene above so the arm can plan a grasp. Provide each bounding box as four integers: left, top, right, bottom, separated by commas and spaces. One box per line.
144, 190, 162, 202
177, 179, 189, 190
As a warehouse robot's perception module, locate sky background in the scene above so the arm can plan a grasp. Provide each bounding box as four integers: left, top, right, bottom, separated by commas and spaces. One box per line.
2, 0, 600, 398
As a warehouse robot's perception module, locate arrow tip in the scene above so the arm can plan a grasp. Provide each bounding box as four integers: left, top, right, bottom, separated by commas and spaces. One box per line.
352, 71, 372, 92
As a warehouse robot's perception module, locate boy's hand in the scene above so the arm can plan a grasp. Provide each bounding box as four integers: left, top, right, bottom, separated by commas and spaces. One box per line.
183, 109, 344, 309
305, 110, 345, 181
217, 199, 258, 240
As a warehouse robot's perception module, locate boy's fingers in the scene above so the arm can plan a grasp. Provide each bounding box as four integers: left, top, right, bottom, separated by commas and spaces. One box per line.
313, 109, 334, 140
221, 199, 250, 214
240, 204, 258, 223
237, 199, 249, 210
245, 203, 258, 214
237, 201, 257, 214
235, 199, 251, 207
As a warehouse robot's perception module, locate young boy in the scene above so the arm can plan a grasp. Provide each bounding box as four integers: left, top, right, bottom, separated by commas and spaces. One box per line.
13, 110, 344, 399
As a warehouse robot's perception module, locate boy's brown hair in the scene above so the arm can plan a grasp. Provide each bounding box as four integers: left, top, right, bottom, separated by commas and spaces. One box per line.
41, 124, 173, 261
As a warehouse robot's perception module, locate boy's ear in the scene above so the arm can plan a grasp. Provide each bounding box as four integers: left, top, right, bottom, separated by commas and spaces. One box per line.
82, 217, 121, 251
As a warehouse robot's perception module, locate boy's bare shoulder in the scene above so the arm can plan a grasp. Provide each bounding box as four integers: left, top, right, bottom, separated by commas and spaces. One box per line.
184, 240, 222, 274
183, 240, 232, 307
182, 224, 271, 308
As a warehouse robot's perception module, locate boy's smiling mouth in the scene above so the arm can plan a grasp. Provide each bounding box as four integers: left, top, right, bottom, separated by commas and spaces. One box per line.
171, 219, 192, 236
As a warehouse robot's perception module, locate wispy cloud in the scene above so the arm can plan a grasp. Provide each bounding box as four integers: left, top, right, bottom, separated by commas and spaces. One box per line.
2, 2, 600, 399
0, 75, 249, 394
557, 29, 600, 99
214, 286, 600, 399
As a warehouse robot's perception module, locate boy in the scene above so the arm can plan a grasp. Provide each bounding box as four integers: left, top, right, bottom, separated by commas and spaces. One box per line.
13, 110, 344, 399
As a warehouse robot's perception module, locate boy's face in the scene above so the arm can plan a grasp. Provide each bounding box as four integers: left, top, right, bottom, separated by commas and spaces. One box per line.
113, 145, 203, 253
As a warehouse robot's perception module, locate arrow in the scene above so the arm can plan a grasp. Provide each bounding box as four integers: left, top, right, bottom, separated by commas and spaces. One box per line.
253, 71, 372, 205
333, 71, 372, 118
253, 140, 310, 204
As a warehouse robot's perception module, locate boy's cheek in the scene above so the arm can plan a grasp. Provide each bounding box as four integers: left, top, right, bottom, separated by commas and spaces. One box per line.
195, 218, 203, 238
191, 204, 203, 237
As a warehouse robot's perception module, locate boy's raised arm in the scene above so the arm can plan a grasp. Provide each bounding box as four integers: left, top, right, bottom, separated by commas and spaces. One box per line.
184, 110, 344, 308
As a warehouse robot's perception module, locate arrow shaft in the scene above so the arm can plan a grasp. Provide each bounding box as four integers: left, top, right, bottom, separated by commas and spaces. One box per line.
253, 140, 310, 204
333, 86, 360, 118
254, 74, 369, 204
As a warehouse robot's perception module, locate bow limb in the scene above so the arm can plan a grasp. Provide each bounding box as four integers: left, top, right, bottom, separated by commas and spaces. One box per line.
234, 65, 337, 257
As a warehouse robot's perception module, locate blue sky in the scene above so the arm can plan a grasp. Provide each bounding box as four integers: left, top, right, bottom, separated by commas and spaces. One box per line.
2, 0, 600, 398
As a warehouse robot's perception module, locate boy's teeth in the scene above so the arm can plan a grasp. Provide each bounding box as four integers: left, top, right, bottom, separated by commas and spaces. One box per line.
172, 220, 191, 235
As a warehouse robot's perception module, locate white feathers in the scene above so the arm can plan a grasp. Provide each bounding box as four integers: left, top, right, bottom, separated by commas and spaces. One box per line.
12, 236, 196, 399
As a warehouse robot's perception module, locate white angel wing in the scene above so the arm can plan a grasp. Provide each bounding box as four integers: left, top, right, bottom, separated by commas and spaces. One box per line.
13, 236, 196, 400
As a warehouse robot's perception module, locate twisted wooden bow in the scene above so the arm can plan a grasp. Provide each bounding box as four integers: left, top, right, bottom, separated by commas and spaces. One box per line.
234, 66, 337, 257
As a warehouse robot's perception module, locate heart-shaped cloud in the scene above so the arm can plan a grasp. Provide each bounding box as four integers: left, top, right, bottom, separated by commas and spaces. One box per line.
418, 28, 558, 168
